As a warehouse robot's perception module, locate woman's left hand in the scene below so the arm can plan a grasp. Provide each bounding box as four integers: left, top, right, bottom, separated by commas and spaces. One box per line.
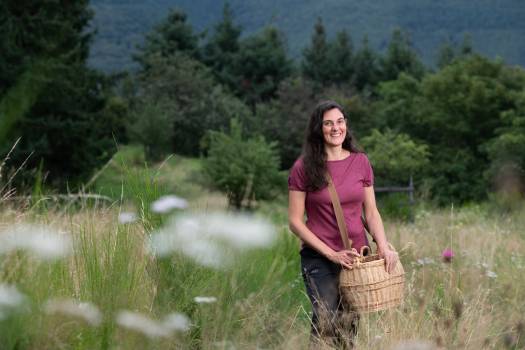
379, 246, 399, 273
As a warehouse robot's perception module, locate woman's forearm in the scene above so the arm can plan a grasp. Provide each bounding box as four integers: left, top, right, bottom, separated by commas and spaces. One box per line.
365, 209, 389, 252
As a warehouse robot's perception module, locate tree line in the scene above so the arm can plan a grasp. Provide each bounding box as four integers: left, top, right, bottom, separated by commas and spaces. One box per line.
1, 1, 524, 207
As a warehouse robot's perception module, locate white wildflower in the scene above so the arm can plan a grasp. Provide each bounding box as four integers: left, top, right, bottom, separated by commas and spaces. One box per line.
182, 240, 229, 268
116, 310, 191, 338
116, 310, 171, 338
476, 261, 489, 269
163, 312, 191, 332
194, 296, 217, 304
486, 270, 497, 279
390, 340, 437, 350
118, 212, 138, 224
187, 213, 275, 249
0, 224, 72, 260
0, 284, 26, 320
151, 231, 228, 267
44, 298, 102, 326
416, 257, 435, 266
149, 212, 276, 268
0, 284, 25, 308
151, 195, 188, 213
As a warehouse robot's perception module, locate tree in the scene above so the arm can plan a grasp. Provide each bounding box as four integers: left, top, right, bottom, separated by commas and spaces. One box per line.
134, 9, 200, 71
0, 61, 50, 145
137, 53, 251, 157
374, 73, 422, 133
353, 36, 381, 91
482, 89, 525, 206
380, 28, 425, 81
128, 98, 174, 161
201, 2, 241, 89
436, 34, 476, 69
0, 1, 120, 189
204, 119, 283, 209
327, 30, 354, 86
0, 0, 92, 96
302, 17, 331, 86
376, 55, 524, 203
361, 129, 429, 186
254, 77, 317, 169
459, 34, 474, 57
436, 41, 456, 70
230, 26, 292, 108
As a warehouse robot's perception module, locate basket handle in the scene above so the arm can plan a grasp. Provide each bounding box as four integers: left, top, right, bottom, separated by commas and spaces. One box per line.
360, 245, 371, 257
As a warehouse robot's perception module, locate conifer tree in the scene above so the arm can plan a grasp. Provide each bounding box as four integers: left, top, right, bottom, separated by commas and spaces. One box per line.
202, 2, 241, 88
353, 35, 381, 91
380, 28, 425, 81
437, 41, 456, 69
0, 0, 119, 189
327, 30, 354, 86
0, 0, 92, 95
134, 9, 200, 71
231, 27, 292, 108
436, 34, 476, 70
460, 34, 474, 56
302, 17, 331, 86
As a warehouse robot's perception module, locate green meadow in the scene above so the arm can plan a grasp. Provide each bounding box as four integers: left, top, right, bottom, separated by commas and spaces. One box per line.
1, 146, 524, 349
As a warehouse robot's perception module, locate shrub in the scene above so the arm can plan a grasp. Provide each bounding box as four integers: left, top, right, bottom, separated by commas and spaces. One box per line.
203, 119, 283, 209
361, 128, 429, 186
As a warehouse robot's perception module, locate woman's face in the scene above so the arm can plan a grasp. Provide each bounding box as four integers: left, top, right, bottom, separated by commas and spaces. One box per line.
322, 108, 347, 147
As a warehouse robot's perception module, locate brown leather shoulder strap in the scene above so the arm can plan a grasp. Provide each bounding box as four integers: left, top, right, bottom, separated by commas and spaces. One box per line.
326, 173, 352, 250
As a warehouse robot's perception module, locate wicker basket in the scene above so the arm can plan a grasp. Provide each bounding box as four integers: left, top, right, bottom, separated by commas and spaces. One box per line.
339, 246, 405, 313
326, 174, 405, 313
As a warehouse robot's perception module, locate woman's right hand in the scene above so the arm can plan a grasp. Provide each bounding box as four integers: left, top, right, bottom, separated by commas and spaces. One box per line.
326, 249, 361, 269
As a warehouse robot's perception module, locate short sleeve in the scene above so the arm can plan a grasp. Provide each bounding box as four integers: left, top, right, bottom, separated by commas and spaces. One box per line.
288, 158, 307, 192
362, 154, 374, 187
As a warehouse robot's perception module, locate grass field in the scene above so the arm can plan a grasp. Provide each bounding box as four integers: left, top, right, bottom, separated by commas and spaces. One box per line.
1, 146, 524, 349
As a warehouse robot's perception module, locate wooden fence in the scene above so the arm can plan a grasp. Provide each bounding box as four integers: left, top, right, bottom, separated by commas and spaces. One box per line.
375, 175, 415, 220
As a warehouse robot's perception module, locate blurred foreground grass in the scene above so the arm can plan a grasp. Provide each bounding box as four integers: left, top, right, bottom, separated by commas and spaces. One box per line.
1, 146, 524, 349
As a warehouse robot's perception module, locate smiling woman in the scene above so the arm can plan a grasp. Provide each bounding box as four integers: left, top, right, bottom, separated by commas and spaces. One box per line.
288, 100, 399, 348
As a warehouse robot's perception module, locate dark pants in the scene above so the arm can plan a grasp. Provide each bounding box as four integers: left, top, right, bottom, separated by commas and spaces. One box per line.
300, 246, 359, 349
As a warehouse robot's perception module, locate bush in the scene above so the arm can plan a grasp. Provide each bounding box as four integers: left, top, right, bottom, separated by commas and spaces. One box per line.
361, 128, 429, 186
361, 129, 428, 219
203, 119, 283, 209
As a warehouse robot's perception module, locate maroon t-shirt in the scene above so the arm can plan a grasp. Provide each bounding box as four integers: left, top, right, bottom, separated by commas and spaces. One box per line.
288, 152, 374, 252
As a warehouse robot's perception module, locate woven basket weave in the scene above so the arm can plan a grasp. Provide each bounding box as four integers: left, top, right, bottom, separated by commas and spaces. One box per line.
339, 247, 405, 313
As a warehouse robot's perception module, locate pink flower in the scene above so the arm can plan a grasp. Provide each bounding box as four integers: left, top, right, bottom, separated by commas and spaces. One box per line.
442, 248, 454, 263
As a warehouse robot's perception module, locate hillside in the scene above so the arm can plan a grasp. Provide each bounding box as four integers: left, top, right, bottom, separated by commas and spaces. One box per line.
88, 0, 525, 72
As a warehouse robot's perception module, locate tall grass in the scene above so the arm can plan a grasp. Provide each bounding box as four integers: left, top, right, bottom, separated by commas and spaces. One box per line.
1, 148, 524, 349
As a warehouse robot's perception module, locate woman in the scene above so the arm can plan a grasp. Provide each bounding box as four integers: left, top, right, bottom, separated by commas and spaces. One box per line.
288, 100, 398, 348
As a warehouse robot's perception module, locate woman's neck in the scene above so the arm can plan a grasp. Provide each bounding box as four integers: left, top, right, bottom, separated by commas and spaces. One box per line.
325, 146, 350, 161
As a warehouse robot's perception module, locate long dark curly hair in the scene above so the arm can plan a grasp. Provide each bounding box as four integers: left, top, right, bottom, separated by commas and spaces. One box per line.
303, 100, 362, 191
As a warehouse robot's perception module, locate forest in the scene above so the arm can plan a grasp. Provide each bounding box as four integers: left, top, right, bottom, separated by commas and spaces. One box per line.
88, 0, 525, 71
2, 1, 524, 207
